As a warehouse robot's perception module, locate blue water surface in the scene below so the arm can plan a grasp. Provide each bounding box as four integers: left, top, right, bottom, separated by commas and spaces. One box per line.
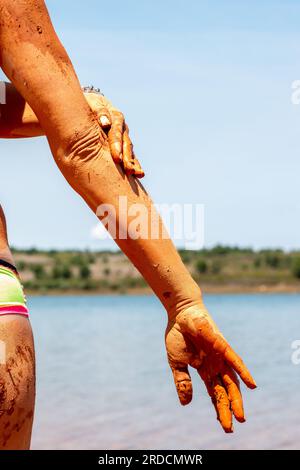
29, 294, 300, 449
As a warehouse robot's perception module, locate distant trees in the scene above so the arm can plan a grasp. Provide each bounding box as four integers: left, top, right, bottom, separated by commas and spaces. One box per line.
30, 264, 45, 279
265, 254, 280, 269
194, 258, 221, 275
195, 259, 207, 274
52, 264, 72, 280
17, 261, 26, 271
292, 258, 300, 279
11, 245, 300, 293
211, 260, 222, 275
79, 264, 91, 280
209, 245, 253, 255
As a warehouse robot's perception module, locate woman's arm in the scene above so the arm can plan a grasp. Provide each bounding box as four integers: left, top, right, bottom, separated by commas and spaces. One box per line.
0, 81, 43, 138
0, 81, 144, 177
0, 0, 201, 317
0, 0, 256, 432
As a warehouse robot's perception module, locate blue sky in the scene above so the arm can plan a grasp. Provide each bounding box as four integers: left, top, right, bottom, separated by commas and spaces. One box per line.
1, 0, 300, 250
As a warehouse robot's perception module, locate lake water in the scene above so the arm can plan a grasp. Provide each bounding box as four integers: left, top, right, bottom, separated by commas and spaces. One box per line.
29, 294, 300, 450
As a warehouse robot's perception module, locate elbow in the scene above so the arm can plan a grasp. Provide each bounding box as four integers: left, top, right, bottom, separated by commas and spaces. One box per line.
51, 121, 108, 193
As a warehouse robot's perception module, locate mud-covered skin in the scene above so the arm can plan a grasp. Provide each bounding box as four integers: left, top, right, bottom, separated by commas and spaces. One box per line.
83, 92, 144, 177
165, 304, 256, 433
56, 122, 203, 317
0, 315, 35, 449
0, 0, 255, 435
0, 84, 145, 178
0, 206, 12, 264
0, 0, 98, 158
0, 210, 35, 449
0, 1, 143, 177
0, 0, 202, 316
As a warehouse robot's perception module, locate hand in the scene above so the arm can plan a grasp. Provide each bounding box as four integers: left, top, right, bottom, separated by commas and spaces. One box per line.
165, 303, 256, 433
83, 88, 144, 178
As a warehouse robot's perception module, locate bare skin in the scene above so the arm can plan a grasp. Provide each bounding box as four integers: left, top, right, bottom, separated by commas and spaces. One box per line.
0, 82, 144, 177
0, 206, 35, 450
0, 0, 256, 437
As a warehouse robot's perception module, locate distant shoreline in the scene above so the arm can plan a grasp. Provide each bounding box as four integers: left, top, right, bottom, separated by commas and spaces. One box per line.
11, 246, 300, 296
25, 283, 300, 296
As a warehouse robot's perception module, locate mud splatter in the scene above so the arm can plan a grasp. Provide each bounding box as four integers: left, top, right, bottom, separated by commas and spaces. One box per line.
163, 291, 172, 299
0, 382, 7, 408
7, 369, 17, 389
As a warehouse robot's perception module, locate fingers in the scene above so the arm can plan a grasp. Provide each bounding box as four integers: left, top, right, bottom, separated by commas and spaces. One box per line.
122, 127, 145, 178
171, 366, 193, 406
96, 108, 111, 129
130, 155, 145, 179
84, 92, 112, 129
99, 107, 144, 177
221, 366, 245, 423
122, 127, 135, 174
198, 369, 232, 433
179, 313, 256, 390
220, 341, 256, 390
212, 379, 232, 433
207, 328, 256, 389
84, 92, 144, 176
108, 110, 124, 163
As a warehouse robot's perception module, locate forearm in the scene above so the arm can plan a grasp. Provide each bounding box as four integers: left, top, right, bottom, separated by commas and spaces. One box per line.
65, 127, 202, 316
0, 0, 202, 316
0, 82, 43, 138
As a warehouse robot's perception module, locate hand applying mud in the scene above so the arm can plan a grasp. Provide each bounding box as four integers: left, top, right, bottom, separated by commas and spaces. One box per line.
0, 82, 145, 178
165, 303, 256, 433
83, 87, 145, 178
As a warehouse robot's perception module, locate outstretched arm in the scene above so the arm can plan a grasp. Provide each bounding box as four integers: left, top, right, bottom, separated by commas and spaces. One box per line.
0, 0, 256, 432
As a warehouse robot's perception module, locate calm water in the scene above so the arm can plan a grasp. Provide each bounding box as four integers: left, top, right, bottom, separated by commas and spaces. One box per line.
28, 294, 300, 450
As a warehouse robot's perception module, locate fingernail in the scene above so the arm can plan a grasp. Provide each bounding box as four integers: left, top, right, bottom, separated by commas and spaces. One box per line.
114, 142, 122, 155
99, 115, 111, 127
250, 379, 257, 389
226, 428, 234, 434
135, 172, 145, 178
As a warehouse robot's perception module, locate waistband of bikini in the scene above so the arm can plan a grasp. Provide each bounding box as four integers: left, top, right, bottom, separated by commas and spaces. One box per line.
0, 260, 29, 318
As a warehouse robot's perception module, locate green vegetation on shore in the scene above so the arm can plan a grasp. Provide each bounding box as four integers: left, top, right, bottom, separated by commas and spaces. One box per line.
10, 245, 300, 294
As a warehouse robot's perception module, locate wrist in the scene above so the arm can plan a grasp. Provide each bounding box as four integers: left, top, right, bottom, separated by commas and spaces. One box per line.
166, 285, 204, 321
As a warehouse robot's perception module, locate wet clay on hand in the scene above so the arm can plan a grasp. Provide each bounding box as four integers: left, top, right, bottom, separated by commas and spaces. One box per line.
166, 304, 256, 432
